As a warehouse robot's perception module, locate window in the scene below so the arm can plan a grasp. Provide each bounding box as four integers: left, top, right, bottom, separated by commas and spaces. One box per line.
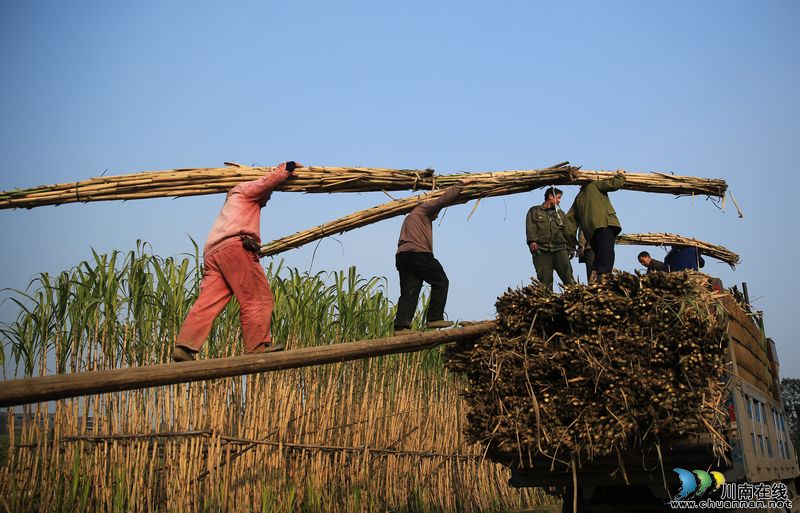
745, 394, 753, 419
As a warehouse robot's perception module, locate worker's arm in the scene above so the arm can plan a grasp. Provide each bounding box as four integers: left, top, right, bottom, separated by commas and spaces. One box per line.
663, 249, 675, 272
525, 207, 540, 251
563, 205, 578, 248
418, 182, 466, 217
238, 161, 296, 201
595, 170, 626, 193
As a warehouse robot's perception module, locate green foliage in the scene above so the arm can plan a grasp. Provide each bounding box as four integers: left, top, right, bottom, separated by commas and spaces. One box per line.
0, 241, 475, 513
0, 241, 444, 378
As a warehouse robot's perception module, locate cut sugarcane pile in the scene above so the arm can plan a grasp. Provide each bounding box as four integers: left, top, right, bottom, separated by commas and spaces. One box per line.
446, 271, 729, 466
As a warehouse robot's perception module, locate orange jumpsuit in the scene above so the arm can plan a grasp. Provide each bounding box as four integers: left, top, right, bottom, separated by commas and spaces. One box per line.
175, 166, 289, 354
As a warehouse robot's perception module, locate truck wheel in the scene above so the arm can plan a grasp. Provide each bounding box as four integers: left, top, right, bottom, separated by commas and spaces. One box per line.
560, 486, 593, 513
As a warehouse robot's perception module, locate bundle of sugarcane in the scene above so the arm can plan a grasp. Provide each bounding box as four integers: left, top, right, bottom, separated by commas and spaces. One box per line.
0, 162, 728, 211
445, 271, 729, 468
436, 168, 727, 198
0, 164, 435, 209
617, 233, 740, 267
260, 168, 728, 257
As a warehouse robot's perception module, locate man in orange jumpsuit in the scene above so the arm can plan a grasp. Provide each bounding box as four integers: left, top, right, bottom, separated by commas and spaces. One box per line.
172, 161, 298, 362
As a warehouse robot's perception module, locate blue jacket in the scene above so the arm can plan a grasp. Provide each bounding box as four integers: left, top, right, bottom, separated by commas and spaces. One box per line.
664, 246, 705, 272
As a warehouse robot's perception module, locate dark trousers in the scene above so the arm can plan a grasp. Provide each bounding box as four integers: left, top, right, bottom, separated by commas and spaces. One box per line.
590, 227, 617, 275
580, 248, 595, 282
532, 249, 575, 290
394, 252, 449, 329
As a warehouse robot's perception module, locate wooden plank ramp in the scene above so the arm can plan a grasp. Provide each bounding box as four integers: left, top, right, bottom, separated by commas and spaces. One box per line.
0, 321, 495, 408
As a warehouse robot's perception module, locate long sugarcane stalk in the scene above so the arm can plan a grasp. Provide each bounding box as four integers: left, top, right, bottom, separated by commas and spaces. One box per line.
0, 165, 436, 209
616, 233, 740, 267
0, 162, 727, 210
260, 168, 728, 257
434, 168, 727, 197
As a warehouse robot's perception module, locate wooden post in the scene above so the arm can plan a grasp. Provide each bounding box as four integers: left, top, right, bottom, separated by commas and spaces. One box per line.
0, 321, 495, 407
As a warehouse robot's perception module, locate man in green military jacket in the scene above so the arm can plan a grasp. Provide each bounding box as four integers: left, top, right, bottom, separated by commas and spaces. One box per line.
525, 187, 576, 290
564, 170, 626, 281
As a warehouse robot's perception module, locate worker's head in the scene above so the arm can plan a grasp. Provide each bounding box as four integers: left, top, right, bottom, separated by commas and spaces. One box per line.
543, 187, 563, 208
638, 251, 652, 267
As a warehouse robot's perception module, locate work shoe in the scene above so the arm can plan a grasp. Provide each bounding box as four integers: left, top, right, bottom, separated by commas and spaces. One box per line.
393, 327, 413, 336
172, 346, 197, 363
250, 342, 285, 354
426, 320, 454, 329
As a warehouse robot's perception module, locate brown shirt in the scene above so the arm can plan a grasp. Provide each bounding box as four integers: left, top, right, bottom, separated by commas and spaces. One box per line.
397, 184, 463, 254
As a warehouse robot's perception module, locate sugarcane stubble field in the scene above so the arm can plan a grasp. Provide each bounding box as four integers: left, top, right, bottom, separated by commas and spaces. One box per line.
0, 164, 739, 512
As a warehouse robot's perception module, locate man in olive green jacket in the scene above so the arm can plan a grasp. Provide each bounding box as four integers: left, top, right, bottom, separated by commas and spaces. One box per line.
525, 187, 576, 290
564, 171, 626, 280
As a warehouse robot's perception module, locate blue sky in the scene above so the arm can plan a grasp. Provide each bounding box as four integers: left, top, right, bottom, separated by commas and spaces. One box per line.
1, 1, 798, 376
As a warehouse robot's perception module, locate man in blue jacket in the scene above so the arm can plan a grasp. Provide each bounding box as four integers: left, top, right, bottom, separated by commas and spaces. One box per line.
664, 245, 705, 272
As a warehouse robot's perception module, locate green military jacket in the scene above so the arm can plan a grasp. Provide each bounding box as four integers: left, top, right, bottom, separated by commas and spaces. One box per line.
564, 173, 626, 246
525, 204, 569, 252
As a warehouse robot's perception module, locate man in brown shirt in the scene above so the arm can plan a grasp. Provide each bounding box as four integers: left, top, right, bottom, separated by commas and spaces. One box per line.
393, 179, 473, 333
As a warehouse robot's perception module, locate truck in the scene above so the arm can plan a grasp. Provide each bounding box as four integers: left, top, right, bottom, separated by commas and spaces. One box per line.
490, 285, 800, 512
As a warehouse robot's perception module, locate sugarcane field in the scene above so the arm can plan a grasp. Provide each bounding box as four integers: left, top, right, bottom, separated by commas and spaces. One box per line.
2, 4, 799, 513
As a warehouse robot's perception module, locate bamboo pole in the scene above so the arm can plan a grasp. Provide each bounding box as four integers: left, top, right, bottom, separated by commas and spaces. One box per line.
0, 321, 494, 407
616, 232, 740, 267
260, 168, 729, 257
0, 162, 727, 210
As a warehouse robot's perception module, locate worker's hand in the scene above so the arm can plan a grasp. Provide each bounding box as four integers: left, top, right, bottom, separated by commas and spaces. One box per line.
457, 178, 476, 186
615, 169, 626, 175
529, 242, 539, 254
278, 161, 302, 174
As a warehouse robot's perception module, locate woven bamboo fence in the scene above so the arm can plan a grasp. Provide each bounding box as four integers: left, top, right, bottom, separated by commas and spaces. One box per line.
260, 169, 729, 257
0, 162, 727, 210
617, 232, 740, 267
